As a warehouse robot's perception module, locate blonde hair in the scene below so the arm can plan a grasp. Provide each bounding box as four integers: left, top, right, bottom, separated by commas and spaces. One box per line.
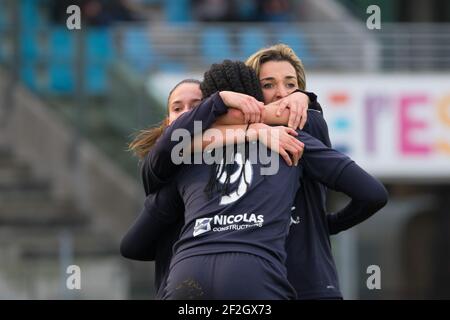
245, 43, 306, 90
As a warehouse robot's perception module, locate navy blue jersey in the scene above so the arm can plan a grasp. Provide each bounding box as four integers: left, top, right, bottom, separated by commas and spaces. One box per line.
123, 131, 353, 298
121, 95, 388, 299
134, 117, 353, 270
170, 145, 301, 268
120, 124, 382, 290
126, 143, 303, 299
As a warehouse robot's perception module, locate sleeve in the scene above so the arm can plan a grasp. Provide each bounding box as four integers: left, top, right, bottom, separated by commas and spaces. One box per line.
302, 110, 332, 148
142, 92, 228, 195
327, 162, 388, 235
299, 115, 388, 235
297, 130, 353, 189
120, 183, 184, 261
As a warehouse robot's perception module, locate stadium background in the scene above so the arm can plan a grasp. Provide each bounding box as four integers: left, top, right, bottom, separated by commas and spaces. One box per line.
0, 0, 449, 299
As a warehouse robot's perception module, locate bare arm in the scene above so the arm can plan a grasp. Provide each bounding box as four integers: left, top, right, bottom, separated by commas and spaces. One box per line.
215, 103, 291, 126
190, 123, 304, 166
215, 90, 313, 128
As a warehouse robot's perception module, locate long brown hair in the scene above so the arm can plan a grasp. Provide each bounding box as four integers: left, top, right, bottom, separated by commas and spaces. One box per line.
128, 79, 201, 159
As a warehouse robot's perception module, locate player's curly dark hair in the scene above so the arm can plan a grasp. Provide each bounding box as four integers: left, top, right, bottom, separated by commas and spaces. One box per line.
200, 60, 264, 102
200, 60, 264, 199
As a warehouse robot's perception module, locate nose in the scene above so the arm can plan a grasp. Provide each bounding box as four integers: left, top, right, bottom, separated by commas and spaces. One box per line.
275, 86, 288, 100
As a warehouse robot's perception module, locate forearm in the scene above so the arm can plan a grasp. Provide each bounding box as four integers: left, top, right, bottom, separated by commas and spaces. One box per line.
215, 105, 290, 126
327, 162, 388, 235
191, 123, 261, 151
121, 184, 183, 260
215, 89, 321, 126
120, 207, 172, 261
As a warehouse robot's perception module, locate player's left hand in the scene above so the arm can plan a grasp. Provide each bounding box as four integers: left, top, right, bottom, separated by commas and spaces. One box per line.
275, 91, 309, 130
